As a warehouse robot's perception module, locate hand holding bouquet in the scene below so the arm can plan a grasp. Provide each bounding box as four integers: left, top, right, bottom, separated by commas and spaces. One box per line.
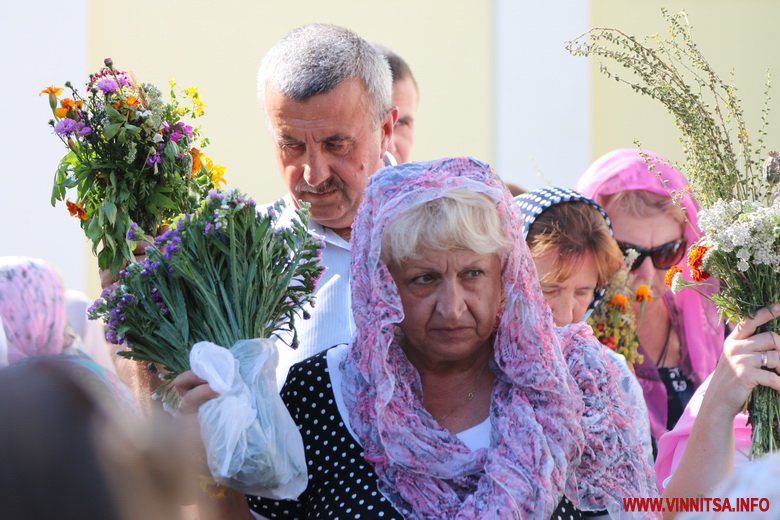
43, 58, 225, 274
90, 189, 323, 496
568, 10, 780, 456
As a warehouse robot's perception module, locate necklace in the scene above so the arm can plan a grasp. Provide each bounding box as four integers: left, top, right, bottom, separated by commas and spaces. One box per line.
434, 362, 490, 424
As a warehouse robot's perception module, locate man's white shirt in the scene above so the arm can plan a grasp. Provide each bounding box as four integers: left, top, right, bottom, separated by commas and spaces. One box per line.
271, 195, 355, 387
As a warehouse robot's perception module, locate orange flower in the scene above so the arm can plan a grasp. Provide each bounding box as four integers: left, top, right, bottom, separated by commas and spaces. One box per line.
688, 245, 710, 270
690, 267, 711, 282
608, 293, 629, 312
66, 199, 88, 221
55, 107, 69, 118
665, 265, 684, 288
634, 284, 653, 303
39, 86, 63, 96
190, 148, 202, 174
60, 98, 83, 110
125, 96, 139, 106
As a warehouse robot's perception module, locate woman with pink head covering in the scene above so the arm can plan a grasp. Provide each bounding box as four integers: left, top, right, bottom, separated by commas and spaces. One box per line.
577, 149, 725, 445
0, 257, 68, 363
0, 257, 134, 411
175, 157, 656, 519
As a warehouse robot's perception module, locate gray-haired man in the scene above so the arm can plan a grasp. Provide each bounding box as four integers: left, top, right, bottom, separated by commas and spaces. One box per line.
258, 24, 398, 382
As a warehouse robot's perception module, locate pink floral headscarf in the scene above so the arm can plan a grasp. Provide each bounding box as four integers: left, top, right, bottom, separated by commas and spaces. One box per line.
341, 157, 656, 518
577, 149, 725, 437
0, 257, 67, 364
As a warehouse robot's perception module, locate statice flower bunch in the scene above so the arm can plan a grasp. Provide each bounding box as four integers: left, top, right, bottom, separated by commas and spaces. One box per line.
43, 58, 227, 275
88, 190, 323, 403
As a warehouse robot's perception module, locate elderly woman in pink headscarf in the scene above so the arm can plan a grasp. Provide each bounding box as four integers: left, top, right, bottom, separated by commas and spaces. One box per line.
0, 257, 132, 408
0, 257, 69, 364
176, 157, 655, 519
577, 149, 725, 446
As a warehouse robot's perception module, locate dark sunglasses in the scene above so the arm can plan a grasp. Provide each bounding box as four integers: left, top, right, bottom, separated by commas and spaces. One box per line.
617, 239, 687, 271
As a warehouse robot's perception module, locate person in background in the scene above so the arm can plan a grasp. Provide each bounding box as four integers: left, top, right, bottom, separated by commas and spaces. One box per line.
577, 149, 724, 444
516, 186, 653, 464
374, 43, 419, 163
0, 357, 187, 520
258, 24, 397, 385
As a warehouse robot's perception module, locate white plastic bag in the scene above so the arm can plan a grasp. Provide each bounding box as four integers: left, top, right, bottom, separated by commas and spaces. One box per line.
190, 338, 308, 499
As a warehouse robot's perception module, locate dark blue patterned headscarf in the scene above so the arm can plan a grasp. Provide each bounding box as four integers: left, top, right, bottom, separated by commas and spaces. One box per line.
514, 187, 613, 316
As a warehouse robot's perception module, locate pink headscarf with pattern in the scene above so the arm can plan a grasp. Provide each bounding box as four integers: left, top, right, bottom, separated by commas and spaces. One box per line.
341, 157, 656, 519
577, 149, 724, 437
0, 257, 67, 364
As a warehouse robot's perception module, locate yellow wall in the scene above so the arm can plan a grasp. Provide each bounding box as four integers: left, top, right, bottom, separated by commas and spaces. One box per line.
590, 2, 780, 164
86, 0, 492, 297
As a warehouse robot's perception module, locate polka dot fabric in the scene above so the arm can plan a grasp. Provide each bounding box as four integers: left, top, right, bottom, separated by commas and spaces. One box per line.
246, 351, 586, 519
247, 352, 401, 519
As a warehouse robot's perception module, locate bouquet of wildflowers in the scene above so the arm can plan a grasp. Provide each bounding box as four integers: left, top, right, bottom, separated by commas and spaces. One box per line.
588, 249, 649, 369
568, 10, 780, 456
89, 189, 322, 497
42, 58, 226, 275
88, 189, 322, 399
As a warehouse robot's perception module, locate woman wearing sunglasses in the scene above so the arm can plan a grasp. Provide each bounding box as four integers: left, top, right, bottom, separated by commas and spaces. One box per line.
577, 149, 725, 448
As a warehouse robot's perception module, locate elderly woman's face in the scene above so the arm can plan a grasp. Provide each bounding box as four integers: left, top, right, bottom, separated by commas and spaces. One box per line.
388, 247, 502, 366
607, 205, 685, 302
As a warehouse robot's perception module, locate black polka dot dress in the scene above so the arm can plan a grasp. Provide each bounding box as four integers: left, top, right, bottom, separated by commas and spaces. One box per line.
246, 350, 586, 519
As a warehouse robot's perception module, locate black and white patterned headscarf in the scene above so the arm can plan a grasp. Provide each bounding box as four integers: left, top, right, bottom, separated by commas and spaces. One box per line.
514, 187, 613, 314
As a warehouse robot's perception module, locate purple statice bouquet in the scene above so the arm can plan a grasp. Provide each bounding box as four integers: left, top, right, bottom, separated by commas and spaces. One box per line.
42, 58, 225, 275
88, 189, 323, 402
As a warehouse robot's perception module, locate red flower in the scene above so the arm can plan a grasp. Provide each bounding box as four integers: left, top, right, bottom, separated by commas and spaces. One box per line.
66, 199, 87, 221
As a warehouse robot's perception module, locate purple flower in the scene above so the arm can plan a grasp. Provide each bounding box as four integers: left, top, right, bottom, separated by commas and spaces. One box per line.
170, 132, 182, 143
79, 125, 93, 136
54, 118, 79, 137
104, 57, 113, 68
146, 153, 162, 167
208, 189, 224, 201
97, 78, 118, 94
126, 222, 140, 241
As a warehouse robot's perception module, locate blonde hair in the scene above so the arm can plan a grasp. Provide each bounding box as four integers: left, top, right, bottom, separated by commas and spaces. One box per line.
526, 201, 621, 286
381, 189, 510, 266
600, 189, 685, 222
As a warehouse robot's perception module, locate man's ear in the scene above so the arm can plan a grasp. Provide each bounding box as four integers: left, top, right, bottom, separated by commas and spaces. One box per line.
379, 107, 399, 156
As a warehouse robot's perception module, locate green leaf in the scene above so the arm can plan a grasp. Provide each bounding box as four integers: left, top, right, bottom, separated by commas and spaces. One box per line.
150, 191, 177, 210
104, 105, 124, 123
103, 201, 117, 226
86, 217, 102, 241
104, 123, 122, 139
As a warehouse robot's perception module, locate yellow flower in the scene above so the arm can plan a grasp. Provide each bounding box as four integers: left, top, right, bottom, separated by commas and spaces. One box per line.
177, 107, 188, 116
184, 86, 199, 99
168, 78, 176, 88
210, 165, 227, 187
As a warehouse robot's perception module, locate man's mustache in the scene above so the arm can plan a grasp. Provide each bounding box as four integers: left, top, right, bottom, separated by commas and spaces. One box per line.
295, 175, 343, 194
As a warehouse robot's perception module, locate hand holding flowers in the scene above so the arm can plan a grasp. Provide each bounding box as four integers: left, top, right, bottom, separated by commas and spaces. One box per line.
569, 10, 780, 456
